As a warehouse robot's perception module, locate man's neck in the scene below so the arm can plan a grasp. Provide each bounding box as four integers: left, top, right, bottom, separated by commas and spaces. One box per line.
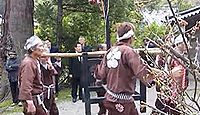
29, 53, 38, 59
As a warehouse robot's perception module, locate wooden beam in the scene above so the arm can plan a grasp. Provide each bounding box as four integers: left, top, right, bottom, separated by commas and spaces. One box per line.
42, 48, 161, 57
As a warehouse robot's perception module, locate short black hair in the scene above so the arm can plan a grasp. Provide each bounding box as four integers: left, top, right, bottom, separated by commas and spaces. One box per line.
117, 22, 135, 42
74, 41, 81, 48
117, 22, 134, 38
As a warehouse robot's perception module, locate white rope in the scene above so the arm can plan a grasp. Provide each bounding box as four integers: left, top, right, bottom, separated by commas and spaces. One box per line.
43, 84, 55, 99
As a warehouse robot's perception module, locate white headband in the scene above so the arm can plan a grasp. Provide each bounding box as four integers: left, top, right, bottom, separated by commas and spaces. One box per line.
117, 29, 135, 41
24, 35, 43, 50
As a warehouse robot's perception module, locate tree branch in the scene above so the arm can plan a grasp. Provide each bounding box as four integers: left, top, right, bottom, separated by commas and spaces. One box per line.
62, 7, 96, 13
62, 1, 100, 13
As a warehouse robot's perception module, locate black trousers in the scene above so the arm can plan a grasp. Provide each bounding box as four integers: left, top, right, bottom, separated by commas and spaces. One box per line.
44, 93, 59, 115
55, 74, 59, 94
71, 77, 82, 99
10, 81, 19, 103
97, 91, 106, 115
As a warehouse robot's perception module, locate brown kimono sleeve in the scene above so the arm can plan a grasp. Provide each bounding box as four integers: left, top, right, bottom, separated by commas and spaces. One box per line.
94, 56, 107, 81
126, 50, 153, 85
19, 62, 36, 100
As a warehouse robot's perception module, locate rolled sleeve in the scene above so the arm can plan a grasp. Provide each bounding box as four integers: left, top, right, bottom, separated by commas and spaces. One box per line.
94, 57, 107, 81
19, 63, 35, 100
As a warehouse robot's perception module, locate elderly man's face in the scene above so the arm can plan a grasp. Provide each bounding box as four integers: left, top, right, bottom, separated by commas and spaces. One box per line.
79, 38, 85, 45
33, 42, 44, 57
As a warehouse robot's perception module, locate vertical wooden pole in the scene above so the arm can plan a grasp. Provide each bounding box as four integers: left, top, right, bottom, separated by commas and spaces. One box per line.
57, 0, 63, 48
104, 0, 110, 50
82, 53, 91, 115
140, 81, 146, 113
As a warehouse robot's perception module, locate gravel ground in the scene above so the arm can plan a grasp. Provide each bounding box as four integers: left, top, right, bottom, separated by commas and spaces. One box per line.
3, 86, 156, 115
4, 77, 200, 115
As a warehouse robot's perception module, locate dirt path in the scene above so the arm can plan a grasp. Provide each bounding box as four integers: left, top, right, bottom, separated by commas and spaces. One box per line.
3, 87, 156, 115
4, 78, 200, 115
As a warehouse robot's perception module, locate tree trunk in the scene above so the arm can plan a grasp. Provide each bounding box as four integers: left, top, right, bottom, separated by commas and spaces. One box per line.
0, 0, 34, 101
57, 0, 63, 48
7, 0, 34, 59
0, 0, 5, 15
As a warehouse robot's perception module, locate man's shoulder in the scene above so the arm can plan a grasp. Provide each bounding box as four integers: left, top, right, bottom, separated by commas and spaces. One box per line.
21, 57, 35, 66
118, 45, 134, 53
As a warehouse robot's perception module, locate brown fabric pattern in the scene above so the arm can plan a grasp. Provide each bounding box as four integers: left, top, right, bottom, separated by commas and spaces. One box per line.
103, 99, 138, 115
19, 56, 43, 101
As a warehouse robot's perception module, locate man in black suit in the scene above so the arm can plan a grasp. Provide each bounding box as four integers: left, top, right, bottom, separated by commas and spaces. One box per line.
69, 42, 83, 103
78, 36, 92, 52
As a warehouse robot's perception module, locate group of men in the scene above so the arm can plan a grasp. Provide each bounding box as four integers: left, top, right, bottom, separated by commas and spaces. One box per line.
68, 37, 108, 103
12, 21, 188, 115
18, 36, 59, 115
94, 22, 187, 115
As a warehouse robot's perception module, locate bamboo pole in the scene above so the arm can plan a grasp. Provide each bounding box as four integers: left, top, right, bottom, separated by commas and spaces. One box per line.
42, 48, 161, 57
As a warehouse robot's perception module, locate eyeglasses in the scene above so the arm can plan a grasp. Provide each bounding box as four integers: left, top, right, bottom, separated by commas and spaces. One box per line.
9, 54, 16, 56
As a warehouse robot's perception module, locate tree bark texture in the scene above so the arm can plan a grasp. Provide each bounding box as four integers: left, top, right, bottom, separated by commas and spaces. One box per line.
0, 0, 34, 101
5, 0, 34, 59
0, 0, 5, 15
57, 0, 63, 48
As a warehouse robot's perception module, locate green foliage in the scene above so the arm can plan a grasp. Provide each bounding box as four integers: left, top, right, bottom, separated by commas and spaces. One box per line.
34, 0, 190, 50
136, 0, 163, 10
177, 0, 193, 12
34, 0, 139, 51
0, 100, 12, 108
134, 22, 168, 48
34, 0, 57, 42
0, 88, 71, 114
62, 12, 104, 50
159, 0, 193, 12
0, 100, 23, 114
57, 88, 71, 101
109, 0, 138, 46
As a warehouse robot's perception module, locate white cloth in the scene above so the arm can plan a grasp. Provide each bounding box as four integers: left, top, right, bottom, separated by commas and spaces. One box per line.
174, 34, 187, 45
117, 29, 134, 41
76, 51, 82, 61
43, 84, 55, 99
55, 61, 61, 68
24, 35, 42, 50
41, 63, 48, 70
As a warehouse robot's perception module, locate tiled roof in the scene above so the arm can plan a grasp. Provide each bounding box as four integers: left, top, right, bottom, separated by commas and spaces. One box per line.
169, 6, 200, 20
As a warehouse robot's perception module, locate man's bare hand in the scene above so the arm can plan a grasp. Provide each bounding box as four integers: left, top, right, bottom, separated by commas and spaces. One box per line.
26, 100, 36, 114
171, 66, 183, 78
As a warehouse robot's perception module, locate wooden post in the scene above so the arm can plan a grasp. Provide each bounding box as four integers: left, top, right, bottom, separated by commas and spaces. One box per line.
104, 0, 110, 49
82, 53, 91, 115
140, 81, 146, 113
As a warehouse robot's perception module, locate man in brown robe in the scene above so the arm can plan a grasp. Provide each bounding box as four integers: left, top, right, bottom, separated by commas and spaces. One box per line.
154, 34, 189, 115
18, 36, 48, 115
94, 22, 178, 115
40, 47, 59, 115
